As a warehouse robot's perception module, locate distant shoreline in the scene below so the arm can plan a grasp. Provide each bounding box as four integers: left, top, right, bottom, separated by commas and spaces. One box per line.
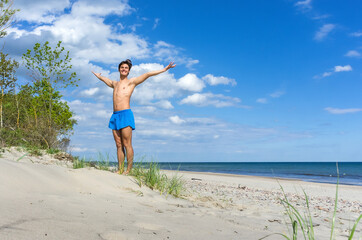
91, 161, 362, 186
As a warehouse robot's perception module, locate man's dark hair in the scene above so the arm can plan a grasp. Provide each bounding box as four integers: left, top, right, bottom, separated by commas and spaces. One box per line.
118, 59, 132, 72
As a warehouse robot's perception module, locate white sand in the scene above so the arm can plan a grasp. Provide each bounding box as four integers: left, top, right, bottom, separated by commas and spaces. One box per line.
1, 148, 361, 240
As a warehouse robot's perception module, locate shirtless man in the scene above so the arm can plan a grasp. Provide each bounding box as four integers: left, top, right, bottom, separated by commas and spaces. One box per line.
92, 60, 176, 175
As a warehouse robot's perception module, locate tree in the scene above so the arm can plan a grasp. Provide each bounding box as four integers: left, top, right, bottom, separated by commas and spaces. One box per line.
0, 51, 18, 128
0, 0, 19, 38
22, 41, 79, 148
22, 41, 79, 89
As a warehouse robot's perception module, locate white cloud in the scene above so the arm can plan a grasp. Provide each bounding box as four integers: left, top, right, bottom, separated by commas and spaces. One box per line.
334, 65, 352, 72
177, 73, 205, 92
269, 91, 285, 98
129, 24, 142, 32
8, 1, 196, 69
13, 0, 71, 23
156, 100, 174, 109
350, 31, 362, 37
322, 72, 332, 77
314, 24, 335, 41
180, 93, 241, 108
129, 63, 179, 104
202, 74, 237, 86
295, 0, 312, 9
71, 0, 133, 17
169, 115, 186, 124
68, 99, 111, 124
70, 147, 89, 153
153, 18, 160, 30
256, 98, 268, 104
325, 107, 362, 114
132, 106, 157, 114
5, 27, 28, 39
153, 41, 199, 69
345, 50, 361, 57
81, 87, 99, 97
10, 1, 149, 64
180, 93, 207, 106
311, 14, 330, 20
315, 65, 353, 78
185, 59, 200, 68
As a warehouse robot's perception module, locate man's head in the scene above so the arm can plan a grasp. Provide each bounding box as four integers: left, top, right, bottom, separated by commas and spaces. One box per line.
118, 59, 132, 76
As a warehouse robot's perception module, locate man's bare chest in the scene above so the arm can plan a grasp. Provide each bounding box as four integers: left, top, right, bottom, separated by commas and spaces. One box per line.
114, 82, 134, 97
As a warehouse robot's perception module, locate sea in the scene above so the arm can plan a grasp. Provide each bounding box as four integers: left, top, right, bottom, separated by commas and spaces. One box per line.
127, 162, 362, 186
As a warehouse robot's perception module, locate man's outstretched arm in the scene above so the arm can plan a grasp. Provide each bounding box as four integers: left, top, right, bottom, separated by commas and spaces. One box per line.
92, 71, 115, 88
132, 62, 176, 86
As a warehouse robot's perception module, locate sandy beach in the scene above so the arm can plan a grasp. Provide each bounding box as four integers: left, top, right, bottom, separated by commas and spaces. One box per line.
1, 148, 361, 240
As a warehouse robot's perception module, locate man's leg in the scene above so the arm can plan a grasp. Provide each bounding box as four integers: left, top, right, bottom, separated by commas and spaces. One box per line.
121, 126, 134, 175
112, 130, 125, 174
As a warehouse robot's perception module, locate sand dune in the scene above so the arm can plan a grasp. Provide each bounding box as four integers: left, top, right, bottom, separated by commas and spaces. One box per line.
1, 148, 361, 239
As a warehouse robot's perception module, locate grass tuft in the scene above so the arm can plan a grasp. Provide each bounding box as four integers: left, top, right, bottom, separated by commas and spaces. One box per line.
94, 152, 111, 171
130, 161, 185, 198
26, 145, 43, 156
46, 148, 61, 155
72, 156, 90, 169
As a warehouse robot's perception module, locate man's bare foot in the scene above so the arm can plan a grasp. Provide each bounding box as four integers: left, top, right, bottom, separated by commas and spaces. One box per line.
116, 170, 123, 174
122, 171, 130, 175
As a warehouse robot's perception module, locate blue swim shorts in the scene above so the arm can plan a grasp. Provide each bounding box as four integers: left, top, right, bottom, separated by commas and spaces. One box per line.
108, 109, 135, 130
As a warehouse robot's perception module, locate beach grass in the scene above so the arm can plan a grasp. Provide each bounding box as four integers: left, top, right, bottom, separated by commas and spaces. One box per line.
260, 165, 362, 240
130, 161, 185, 198
0, 147, 4, 157
71, 152, 112, 171
46, 148, 61, 155
94, 152, 111, 171
72, 156, 90, 169
68, 153, 184, 198
26, 145, 43, 156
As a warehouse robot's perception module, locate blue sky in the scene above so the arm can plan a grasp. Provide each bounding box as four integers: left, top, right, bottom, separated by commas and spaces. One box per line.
3, 0, 362, 162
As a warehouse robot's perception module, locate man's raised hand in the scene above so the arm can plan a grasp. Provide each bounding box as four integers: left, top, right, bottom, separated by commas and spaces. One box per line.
165, 62, 176, 71
92, 71, 114, 88
92, 71, 102, 79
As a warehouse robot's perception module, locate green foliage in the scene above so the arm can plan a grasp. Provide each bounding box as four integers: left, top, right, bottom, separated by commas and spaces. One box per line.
0, 52, 18, 92
25, 145, 42, 156
73, 156, 91, 169
0, 146, 4, 157
3, 41, 81, 149
71, 153, 113, 171
0, 127, 25, 146
1, 41, 78, 151
16, 152, 28, 162
1, 83, 76, 149
22, 41, 79, 88
348, 215, 362, 240
0, 0, 19, 38
166, 174, 184, 197
46, 148, 61, 155
0, 52, 18, 129
130, 162, 185, 198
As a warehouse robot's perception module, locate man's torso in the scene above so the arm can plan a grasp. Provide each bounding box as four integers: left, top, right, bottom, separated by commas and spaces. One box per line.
113, 79, 135, 111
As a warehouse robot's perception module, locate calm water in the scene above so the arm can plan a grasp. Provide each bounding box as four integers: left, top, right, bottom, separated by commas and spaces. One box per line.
135, 162, 362, 186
